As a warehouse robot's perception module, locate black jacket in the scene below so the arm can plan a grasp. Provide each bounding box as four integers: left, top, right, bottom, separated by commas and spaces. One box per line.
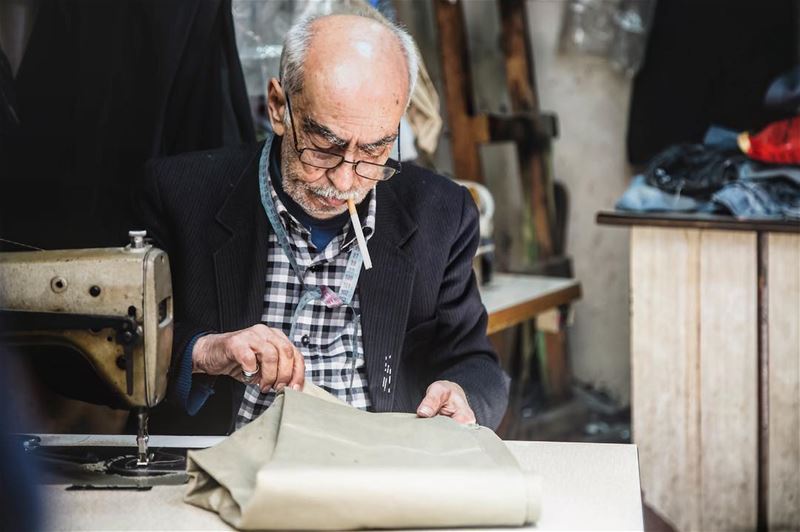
138, 142, 509, 434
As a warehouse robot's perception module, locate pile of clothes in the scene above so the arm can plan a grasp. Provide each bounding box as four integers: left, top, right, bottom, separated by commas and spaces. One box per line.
618, 66, 800, 221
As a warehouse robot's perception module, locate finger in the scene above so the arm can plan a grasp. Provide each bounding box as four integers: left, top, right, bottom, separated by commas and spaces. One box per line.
258, 325, 293, 355
229, 336, 259, 375
273, 341, 294, 392
436, 384, 476, 424
289, 347, 305, 391
256, 343, 279, 392
253, 326, 296, 390
417, 382, 450, 418
264, 330, 296, 388
449, 401, 477, 424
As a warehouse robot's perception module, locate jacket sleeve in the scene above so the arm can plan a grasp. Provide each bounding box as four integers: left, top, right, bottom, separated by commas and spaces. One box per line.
430, 186, 510, 430
136, 160, 216, 412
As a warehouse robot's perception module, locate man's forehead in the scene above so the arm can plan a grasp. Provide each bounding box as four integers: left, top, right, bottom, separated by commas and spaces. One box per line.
301, 112, 397, 150
294, 85, 402, 146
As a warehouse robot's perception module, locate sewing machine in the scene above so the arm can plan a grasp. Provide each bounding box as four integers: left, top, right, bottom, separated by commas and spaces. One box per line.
0, 231, 173, 473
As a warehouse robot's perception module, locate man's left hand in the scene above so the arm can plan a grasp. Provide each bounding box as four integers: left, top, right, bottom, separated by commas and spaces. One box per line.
416, 380, 476, 425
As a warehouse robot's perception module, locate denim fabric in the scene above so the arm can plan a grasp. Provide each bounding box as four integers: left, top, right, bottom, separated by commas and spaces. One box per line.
711, 159, 800, 220
712, 178, 800, 220
737, 160, 800, 185
616, 175, 719, 213
703, 125, 740, 152
615, 169, 800, 220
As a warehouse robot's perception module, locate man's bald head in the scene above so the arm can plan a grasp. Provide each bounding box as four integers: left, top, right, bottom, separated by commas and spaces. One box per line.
279, 12, 418, 109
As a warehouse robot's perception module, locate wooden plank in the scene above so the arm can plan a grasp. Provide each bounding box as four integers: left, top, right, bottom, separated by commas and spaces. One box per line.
698, 230, 758, 531
433, 0, 487, 183
542, 323, 569, 400
498, 0, 553, 258
767, 233, 800, 530
630, 226, 701, 531
498, 0, 539, 113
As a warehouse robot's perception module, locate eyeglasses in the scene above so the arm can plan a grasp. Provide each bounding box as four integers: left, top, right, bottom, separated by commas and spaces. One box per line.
284, 93, 401, 182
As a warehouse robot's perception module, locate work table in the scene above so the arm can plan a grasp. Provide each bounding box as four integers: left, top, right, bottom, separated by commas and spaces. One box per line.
38, 436, 642, 531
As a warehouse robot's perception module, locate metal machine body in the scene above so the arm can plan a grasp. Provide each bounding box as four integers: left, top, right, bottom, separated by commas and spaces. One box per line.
0, 231, 173, 468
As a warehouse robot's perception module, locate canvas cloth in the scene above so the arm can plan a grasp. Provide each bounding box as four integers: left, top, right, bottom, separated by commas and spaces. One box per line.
185, 384, 541, 530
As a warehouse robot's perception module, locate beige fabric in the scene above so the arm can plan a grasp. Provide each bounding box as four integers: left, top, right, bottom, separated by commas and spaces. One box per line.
184, 384, 541, 530
406, 57, 443, 156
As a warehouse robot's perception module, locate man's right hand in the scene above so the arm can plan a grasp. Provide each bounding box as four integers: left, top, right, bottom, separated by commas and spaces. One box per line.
191, 324, 305, 393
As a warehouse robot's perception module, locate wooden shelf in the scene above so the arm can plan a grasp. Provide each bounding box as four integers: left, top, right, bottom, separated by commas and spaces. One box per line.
597, 211, 800, 234
480, 273, 581, 335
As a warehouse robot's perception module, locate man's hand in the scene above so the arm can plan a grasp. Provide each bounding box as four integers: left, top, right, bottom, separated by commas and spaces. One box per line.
192, 324, 305, 393
416, 380, 476, 425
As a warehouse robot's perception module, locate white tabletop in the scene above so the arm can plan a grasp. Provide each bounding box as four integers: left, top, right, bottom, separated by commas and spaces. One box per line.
479, 274, 579, 316
39, 439, 642, 531
479, 274, 581, 334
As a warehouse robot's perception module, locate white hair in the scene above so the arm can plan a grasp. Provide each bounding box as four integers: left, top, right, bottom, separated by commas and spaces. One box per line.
279, 9, 419, 110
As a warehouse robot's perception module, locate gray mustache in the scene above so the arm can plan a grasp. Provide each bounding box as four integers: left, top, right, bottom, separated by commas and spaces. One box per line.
306, 185, 361, 201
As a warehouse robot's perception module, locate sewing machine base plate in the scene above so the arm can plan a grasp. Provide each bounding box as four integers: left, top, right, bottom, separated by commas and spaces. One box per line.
30, 445, 189, 488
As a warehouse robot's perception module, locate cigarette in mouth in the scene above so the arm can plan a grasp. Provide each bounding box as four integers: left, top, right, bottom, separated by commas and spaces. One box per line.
347, 199, 372, 270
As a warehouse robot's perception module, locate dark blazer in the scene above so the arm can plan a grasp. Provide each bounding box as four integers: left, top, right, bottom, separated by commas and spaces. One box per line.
138, 142, 509, 434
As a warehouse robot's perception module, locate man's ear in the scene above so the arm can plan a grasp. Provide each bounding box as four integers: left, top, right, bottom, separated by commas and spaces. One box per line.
267, 78, 287, 137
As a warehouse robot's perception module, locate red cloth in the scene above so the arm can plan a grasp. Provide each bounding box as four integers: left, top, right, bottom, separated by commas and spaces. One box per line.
740, 116, 800, 164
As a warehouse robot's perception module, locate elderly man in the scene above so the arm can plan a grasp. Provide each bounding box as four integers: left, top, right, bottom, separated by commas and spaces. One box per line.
139, 11, 508, 435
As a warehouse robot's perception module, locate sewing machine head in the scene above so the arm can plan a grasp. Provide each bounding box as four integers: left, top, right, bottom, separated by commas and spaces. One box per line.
0, 231, 173, 410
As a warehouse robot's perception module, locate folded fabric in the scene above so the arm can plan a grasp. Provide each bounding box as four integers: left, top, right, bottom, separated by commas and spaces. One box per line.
712, 178, 800, 220
616, 175, 720, 213
184, 384, 541, 530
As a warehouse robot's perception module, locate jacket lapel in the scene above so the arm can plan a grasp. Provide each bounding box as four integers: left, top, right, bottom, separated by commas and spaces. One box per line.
360, 183, 417, 412
211, 143, 270, 332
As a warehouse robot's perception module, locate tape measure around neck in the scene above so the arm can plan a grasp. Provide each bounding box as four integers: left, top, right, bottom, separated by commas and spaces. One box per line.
258, 139, 363, 307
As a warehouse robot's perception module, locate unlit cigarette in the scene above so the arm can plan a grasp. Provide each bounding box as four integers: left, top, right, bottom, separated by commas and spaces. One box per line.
347, 199, 372, 270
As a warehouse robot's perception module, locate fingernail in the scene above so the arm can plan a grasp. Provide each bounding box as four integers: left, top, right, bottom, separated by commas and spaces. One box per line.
418, 406, 433, 417
292, 384, 301, 391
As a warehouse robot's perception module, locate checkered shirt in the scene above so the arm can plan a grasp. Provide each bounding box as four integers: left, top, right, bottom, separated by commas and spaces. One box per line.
235, 170, 376, 429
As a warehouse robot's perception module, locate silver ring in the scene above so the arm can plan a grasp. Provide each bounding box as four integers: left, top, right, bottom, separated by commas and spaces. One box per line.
242, 364, 260, 383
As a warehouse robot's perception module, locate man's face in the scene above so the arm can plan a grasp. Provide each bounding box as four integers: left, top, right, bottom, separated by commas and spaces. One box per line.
267, 16, 409, 220
279, 94, 398, 219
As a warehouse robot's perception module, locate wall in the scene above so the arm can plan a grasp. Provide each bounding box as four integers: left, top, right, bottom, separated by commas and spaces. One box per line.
527, 0, 632, 405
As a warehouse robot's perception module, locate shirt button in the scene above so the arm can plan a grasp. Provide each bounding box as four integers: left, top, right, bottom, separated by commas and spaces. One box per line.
301, 335, 310, 346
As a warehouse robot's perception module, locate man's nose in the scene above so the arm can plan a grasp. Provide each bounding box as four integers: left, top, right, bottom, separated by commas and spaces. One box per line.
327, 160, 358, 192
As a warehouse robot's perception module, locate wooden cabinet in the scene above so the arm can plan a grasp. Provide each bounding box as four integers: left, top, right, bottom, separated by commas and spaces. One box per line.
599, 212, 800, 531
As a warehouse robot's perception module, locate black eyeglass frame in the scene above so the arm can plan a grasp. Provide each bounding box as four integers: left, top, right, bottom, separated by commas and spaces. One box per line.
284, 92, 402, 182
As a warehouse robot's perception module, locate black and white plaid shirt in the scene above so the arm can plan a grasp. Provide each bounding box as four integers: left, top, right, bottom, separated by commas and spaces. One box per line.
235, 159, 376, 429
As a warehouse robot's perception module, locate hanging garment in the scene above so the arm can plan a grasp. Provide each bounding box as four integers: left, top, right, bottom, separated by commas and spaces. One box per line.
2, 0, 255, 251
185, 384, 541, 530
